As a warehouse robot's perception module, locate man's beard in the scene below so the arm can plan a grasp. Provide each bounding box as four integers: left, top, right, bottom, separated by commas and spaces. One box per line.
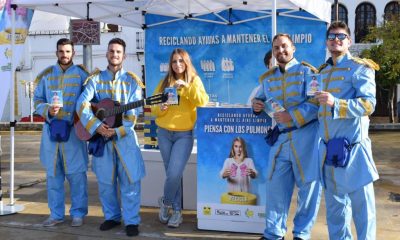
276, 54, 292, 65
108, 60, 122, 68
58, 58, 73, 67
329, 49, 347, 58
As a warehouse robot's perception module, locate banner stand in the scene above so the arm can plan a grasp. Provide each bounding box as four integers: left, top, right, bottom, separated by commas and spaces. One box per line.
0, 203, 24, 216
0, 135, 23, 216
196, 107, 271, 233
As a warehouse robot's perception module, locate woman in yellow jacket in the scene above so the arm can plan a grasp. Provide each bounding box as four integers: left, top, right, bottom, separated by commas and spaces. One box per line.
152, 48, 209, 228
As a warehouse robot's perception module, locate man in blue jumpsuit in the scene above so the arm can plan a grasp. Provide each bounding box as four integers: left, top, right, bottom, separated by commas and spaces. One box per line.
76, 38, 145, 237
33, 38, 89, 227
252, 34, 321, 240
315, 21, 379, 240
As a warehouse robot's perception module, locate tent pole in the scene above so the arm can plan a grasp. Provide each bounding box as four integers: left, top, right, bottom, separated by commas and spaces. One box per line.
83, 45, 92, 72
83, 2, 93, 72
0, 4, 24, 216
0, 135, 2, 209
9, 3, 16, 207
272, 0, 277, 66
272, 0, 277, 37
334, 0, 339, 22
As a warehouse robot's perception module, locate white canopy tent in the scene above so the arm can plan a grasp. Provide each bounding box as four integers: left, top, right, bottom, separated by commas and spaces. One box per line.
4, 0, 332, 215
12, 0, 332, 79
12, 0, 332, 28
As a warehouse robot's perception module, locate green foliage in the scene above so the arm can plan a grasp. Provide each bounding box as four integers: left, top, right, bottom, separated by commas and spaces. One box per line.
361, 16, 400, 89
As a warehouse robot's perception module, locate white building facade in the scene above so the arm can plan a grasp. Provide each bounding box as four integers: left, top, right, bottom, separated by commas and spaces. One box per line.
333, 0, 399, 117
333, 0, 399, 56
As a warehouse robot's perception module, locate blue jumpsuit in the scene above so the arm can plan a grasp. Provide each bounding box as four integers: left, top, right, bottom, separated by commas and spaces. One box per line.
317, 53, 379, 240
76, 68, 145, 225
255, 58, 322, 240
33, 63, 89, 221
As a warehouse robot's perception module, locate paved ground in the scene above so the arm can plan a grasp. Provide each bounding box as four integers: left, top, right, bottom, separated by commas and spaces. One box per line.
0, 131, 398, 240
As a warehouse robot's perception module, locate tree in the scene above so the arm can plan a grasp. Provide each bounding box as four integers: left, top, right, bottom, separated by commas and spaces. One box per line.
361, 15, 400, 123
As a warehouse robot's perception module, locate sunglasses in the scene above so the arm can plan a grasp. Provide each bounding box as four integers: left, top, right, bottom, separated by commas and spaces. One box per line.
327, 33, 348, 41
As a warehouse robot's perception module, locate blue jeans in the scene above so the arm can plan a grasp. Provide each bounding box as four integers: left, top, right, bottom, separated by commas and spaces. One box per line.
157, 127, 194, 211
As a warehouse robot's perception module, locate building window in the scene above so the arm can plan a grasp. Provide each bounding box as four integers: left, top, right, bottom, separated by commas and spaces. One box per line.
136, 31, 144, 50
107, 24, 120, 32
384, 1, 400, 21
331, 3, 348, 24
355, 3, 376, 43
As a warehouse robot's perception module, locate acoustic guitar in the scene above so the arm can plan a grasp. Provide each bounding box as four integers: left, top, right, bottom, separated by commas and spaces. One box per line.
74, 93, 167, 141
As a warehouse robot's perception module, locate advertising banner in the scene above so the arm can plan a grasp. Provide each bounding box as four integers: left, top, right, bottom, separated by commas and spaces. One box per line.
145, 10, 327, 104
0, 0, 33, 119
196, 107, 272, 233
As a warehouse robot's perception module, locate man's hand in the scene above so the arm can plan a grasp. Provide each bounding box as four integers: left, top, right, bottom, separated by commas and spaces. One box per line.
252, 98, 265, 114
315, 91, 335, 107
48, 105, 61, 117
273, 111, 292, 123
96, 123, 116, 138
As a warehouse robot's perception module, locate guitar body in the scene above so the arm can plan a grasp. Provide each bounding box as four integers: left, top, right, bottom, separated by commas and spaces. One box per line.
74, 114, 92, 141
75, 93, 167, 141
92, 98, 118, 128
74, 99, 120, 141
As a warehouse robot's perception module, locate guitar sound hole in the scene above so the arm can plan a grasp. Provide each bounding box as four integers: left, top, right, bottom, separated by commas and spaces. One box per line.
96, 108, 106, 121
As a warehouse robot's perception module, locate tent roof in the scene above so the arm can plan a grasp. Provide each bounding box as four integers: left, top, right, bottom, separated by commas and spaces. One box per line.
12, 0, 332, 28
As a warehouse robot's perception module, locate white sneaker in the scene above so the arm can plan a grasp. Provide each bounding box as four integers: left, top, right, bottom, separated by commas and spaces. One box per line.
42, 217, 64, 227
71, 217, 83, 227
167, 210, 182, 228
158, 197, 171, 224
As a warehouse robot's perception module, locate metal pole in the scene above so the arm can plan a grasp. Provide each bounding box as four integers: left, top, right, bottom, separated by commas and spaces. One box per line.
0, 135, 3, 204
272, 0, 277, 66
334, 0, 339, 22
83, 2, 93, 72
10, 3, 16, 206
83, 45, 92, 72
0, 4, 24, 216
30, 82, 34, 122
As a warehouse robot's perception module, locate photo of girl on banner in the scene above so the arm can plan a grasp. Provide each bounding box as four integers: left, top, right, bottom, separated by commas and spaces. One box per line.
220, 137, 258, 205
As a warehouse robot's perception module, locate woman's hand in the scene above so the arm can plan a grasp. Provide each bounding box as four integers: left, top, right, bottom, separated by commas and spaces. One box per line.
160, 103, 168, 111
222, 169, 231, 178
174, 79, 188, 89
247, 168, 256, 178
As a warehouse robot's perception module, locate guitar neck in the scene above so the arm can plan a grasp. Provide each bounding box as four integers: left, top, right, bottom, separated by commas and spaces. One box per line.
105, 99, 145, 117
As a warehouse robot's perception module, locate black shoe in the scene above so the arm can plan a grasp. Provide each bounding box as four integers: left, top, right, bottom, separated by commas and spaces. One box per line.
293, 238, 303, 240
126, 224, 139, 237
99, 220, 121, 231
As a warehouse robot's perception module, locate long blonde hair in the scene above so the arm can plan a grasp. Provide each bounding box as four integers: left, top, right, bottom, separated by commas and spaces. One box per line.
229, 137, 248, 159
159, 48, 198, 91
